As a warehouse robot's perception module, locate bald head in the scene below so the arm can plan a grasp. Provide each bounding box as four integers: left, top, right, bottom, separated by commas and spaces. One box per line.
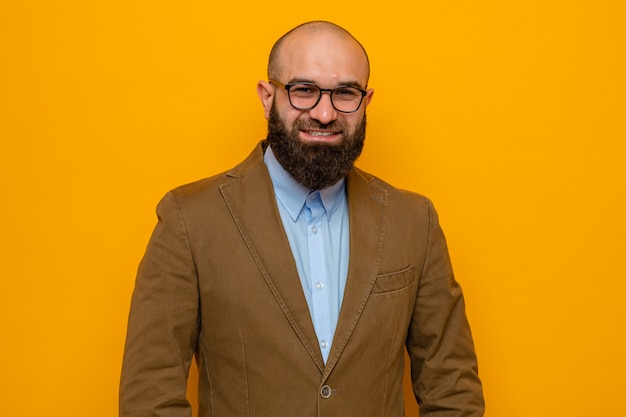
267, 21, 370, 85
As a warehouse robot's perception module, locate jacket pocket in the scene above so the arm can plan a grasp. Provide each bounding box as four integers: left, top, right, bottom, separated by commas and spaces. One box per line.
371, 265, 415, 294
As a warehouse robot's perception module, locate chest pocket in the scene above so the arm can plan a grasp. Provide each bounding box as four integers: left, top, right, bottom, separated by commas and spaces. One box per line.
371, 265, 415, 294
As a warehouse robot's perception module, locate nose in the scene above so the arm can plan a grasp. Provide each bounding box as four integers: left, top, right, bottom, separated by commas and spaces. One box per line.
307, 91, 338, 125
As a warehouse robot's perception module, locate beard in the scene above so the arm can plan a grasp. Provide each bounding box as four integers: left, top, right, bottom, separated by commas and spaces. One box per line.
266, 105, 366, 190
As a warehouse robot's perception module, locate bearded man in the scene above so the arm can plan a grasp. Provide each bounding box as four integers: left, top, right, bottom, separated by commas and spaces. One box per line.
120, 21, 485, 417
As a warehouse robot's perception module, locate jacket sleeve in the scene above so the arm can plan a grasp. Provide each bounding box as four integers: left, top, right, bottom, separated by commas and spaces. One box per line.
406, 200, 485, 416
120, 191, 200, 417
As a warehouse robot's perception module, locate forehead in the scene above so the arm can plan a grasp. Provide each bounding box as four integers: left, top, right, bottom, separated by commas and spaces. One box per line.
277, 31, 369, 86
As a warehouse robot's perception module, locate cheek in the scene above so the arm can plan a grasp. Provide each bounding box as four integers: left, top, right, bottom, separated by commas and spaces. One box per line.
343, 114, 363, 131
281, 107, 306, 129
274, 94, 297, 115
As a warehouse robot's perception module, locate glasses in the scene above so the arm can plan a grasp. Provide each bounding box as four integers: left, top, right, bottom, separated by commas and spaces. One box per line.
269, 79, 367, 113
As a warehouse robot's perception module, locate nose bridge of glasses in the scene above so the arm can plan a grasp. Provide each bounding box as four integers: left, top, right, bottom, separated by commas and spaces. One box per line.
318, 87, 335, 106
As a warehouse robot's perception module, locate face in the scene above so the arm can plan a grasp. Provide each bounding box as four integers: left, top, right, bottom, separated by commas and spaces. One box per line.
257, 29, 374, 189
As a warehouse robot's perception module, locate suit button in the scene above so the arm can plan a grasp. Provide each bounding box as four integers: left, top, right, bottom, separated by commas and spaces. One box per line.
320, 385, 332, 399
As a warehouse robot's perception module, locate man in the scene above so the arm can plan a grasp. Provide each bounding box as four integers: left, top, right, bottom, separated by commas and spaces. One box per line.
120, 21, 484, 417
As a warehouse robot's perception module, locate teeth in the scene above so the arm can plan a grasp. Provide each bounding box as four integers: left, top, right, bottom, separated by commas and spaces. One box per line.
309, 131, 335, 137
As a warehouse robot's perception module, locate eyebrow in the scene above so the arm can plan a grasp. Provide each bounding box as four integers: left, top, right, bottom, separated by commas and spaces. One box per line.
287, 78, 365, 90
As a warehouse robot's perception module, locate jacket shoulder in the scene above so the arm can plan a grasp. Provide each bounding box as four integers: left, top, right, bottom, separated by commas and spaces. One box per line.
165, 141, 267, 206
351, 166, 434, 210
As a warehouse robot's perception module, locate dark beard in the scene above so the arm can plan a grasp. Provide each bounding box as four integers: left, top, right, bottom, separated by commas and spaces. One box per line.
266, 105, 366, 190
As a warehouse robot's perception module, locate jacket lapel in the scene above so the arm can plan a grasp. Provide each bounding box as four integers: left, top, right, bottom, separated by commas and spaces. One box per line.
323, 167, 388, 378
219, 143, 325, 371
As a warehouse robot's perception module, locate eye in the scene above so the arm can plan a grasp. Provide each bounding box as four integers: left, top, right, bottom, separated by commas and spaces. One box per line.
333, 87, 361, 100
290, 84, 318, 97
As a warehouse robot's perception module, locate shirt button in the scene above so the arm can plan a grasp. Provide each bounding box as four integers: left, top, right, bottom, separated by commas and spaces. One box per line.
320, 384, 332, 399
320, 340, 328, 349
312, 226, 318, 234
315, 282, 324, 290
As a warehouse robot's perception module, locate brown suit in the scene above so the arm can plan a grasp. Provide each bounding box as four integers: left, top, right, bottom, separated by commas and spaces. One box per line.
120, 141, 484, 416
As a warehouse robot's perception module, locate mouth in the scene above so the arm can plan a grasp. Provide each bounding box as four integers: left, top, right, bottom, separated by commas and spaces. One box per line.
300, 129, 342, 143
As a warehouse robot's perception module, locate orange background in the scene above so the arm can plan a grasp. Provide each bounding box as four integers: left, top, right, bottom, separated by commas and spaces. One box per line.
1, 1, 625, 416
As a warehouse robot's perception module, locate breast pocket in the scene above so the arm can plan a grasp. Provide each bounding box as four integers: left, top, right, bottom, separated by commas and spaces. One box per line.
371, 265, 415, 294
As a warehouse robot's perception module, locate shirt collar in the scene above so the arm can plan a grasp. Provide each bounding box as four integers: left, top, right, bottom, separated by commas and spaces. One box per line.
264, 146, 346, 223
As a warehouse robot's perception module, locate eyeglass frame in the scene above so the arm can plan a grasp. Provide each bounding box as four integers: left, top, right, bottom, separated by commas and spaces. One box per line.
269, 79, 368, 114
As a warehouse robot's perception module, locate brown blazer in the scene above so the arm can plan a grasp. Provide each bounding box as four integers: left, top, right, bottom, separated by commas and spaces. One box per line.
120, 141, 484, 417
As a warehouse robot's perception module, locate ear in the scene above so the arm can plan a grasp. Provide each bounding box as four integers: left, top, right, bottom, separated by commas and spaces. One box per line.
257, 80, 274, 120
364, 88, 374, 108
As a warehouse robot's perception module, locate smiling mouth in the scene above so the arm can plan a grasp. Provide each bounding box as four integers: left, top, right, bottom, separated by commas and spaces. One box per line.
306, 131, 338, 137
300, 130, 342, 143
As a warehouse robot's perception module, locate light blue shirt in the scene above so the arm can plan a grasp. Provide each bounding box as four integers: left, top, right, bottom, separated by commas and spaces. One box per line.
264, 147, 349, 363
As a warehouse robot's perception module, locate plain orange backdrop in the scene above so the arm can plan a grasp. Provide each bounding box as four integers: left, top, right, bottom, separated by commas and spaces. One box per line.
1, 1, 625, 416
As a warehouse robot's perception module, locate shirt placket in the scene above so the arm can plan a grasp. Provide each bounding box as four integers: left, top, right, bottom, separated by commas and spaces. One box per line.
305, 191, 332, 363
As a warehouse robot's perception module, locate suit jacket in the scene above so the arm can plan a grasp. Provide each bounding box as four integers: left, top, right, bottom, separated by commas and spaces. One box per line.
120, 141, 484, 417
